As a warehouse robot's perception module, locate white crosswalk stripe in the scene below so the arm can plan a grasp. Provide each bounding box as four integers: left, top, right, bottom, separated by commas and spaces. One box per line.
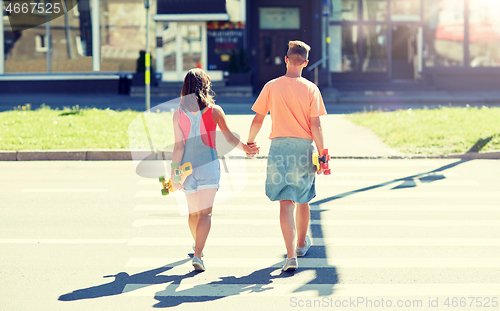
126, 158, 500, 305
128, 237, 500, 246
135, 190, 500, 198
125, 257, 500, 269
121, 283, 500, 297
132, 218, 500, 227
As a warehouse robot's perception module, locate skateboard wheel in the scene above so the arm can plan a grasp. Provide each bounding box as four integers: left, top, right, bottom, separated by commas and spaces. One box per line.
324, 169, 331, 175
161, 188, 168, 196
159, 176, 165, 182
171, 162, 179, 169
173, 175, 181, 183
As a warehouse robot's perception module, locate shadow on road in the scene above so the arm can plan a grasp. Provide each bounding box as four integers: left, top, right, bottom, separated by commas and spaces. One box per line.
58, 258, 193, 301
58, 257, 337, 307
311, 159, 471, 205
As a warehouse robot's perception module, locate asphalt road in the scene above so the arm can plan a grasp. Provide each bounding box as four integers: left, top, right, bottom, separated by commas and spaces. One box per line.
1, 159, 499, 310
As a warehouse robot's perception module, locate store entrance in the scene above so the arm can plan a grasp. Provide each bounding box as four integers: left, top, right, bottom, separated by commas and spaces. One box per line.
258, 30, 301, 87
391, 25, 418, 80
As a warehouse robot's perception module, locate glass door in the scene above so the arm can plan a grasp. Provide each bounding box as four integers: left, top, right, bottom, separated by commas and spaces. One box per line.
161, 22, 206, 82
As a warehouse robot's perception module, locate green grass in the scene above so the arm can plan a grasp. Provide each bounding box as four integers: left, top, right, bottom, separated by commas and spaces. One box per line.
347, 106, 500, 155
0, 105, 174, 150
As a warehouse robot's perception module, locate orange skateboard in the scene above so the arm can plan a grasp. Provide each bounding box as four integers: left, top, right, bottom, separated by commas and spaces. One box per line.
159, 162, 193, 196
312, 149, 331, 175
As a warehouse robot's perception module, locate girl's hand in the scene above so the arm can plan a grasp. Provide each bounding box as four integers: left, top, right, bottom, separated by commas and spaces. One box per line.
171, 170, 183, 190
244, 142, 259, 157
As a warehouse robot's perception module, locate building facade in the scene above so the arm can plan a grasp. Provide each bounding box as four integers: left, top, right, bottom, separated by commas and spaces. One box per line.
1, 0, 500, 92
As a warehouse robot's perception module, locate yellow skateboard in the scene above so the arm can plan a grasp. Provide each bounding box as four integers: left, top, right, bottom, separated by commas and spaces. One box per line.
159, 162, 193, 196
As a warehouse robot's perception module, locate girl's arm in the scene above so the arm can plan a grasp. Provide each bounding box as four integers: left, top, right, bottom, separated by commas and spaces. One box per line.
172, 111, 185, 187
213, 105, 259, 155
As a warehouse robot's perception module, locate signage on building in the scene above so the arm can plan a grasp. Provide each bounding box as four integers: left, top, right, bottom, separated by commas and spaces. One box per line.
207, 22, 245, 71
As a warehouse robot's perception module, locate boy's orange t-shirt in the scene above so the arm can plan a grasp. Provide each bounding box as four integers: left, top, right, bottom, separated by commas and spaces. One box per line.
251, 76, 327, 140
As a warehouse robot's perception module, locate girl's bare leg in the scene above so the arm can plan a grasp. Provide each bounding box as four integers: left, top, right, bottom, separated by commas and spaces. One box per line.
186, 193, 200, 241
296, 203, 310, 248
191, 189, 217, 258
280, 200, 296, 258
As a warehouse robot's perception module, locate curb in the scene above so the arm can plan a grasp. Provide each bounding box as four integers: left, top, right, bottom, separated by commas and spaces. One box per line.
0, 150, 171, 161
1, 150, 499, 161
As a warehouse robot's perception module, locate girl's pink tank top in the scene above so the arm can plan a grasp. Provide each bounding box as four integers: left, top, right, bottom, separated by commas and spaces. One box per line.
178, 106, 217, 149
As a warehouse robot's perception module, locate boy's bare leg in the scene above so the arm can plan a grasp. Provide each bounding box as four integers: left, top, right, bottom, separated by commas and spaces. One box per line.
280, 200, 297, 258
296, 203, 310, 248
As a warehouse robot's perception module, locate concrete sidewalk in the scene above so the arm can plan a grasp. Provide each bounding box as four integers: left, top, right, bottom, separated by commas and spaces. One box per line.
224, 114, 403, 158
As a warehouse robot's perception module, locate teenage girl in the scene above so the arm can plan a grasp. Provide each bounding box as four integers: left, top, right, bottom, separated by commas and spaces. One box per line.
172, 68, 259, 271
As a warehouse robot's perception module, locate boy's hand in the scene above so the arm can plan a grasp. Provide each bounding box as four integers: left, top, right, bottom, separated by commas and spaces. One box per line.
245, 142, 259, 157
317, 167, 324, 175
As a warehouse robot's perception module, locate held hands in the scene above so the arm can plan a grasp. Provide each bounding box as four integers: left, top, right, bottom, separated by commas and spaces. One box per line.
244, 142, 260, 158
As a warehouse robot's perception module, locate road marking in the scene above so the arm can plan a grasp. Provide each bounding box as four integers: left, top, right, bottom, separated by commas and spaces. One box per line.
132, 219, 500, 228
21, 189, 108, 193
126, 257, 500, 269
121, 283, 500, 297
0, 239, 127, 244
134, 204, 500, 212
136, 179, 478, 187
128, 237, 500, 246
135, 190, 500, 198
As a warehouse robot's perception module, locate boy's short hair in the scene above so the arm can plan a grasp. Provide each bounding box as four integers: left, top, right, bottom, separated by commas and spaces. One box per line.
287, 40, 311, 65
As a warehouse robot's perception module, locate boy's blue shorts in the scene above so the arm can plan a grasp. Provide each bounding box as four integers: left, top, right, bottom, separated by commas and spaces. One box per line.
265, 137, 316, 203
183, 160, 220, 194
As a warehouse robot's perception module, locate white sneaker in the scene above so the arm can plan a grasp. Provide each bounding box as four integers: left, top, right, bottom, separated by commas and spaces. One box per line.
296, 235, 311, 257
282, 257, 298, 271
192, 256, 205, 271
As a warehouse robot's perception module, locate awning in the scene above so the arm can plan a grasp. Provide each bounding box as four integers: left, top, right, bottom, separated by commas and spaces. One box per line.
154, 0, 229, 22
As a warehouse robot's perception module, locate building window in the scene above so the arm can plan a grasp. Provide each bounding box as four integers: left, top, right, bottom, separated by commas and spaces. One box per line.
424, 0, 464, 67
100, 0, 156, 72
76, 36, 84, 56
329, 25, 360, 72
35, 34, 48, 52
163, 23, 177, 71
259, 7, 300, 29
391, 0, 420, 21
362, 25, 388, 72
331, 0, 358, 21
363, 0, 388, 22
182, 25, 202, 70
469, 0, 500, 67
73, 2, 80, 17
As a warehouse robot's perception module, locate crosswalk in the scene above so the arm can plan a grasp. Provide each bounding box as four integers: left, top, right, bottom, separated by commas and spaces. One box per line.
124, 158, 500, 309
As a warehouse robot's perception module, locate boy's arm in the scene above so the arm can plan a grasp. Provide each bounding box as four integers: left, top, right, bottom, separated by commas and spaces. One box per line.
310, 116, 324, 152
247, 113, 266, 144
213, 105, 259, 154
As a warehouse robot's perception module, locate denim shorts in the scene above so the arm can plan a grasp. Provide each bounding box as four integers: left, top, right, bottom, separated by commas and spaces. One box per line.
183, 160, 220, 194
265, 137, 316, 203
